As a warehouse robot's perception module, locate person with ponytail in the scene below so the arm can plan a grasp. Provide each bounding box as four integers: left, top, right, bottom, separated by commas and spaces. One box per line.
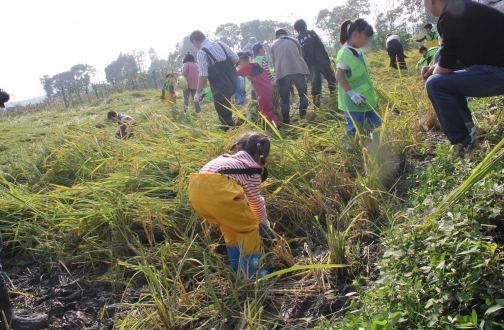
335, 18, 381, 137
188, 132, 271, 278
236, 51, 281, 128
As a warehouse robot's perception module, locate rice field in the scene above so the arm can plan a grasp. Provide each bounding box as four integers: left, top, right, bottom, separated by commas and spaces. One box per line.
1, 50, 504, 329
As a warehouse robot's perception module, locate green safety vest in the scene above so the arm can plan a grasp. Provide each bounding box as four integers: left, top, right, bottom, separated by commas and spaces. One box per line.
253, 55, 274, 75
425, 32, 438, 41
416, 47, 439, 69
336, 48, 378, 113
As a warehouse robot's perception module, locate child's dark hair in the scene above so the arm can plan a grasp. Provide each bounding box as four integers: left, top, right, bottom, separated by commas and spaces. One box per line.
339, 18, 374, 45
166, 73, 175, 78
183, 52, 195, 63
107, 110, 117, 119
294, 19, 307, 33
237, 51, 252, 62
424, 23, 433, 29
230, 132, 271, 182
419, 46, 428, 53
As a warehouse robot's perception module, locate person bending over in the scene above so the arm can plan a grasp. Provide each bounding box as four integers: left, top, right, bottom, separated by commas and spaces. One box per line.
188, 132, 271, 278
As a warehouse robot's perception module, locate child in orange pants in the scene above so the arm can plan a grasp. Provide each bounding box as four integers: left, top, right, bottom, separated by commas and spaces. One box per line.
188, 132, 271, 278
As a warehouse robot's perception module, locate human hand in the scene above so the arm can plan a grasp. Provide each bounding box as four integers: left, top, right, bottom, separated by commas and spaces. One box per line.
422, 65, 435, 81
259, 219, 270, 236
193, 93, 201, 102
347, 89, 366, 105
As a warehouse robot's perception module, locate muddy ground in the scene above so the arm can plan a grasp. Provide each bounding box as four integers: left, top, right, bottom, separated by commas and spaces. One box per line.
4, 263, 150, 330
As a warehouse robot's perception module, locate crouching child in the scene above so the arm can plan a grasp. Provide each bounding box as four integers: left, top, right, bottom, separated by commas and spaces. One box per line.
188, 132, 271, 278
107, 110, 137, 139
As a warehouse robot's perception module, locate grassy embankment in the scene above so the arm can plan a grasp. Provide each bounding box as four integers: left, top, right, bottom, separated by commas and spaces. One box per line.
1, 50, 503, 329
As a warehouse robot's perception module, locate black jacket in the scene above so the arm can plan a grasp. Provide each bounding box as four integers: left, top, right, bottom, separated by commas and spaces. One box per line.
296, 30, 330, 67
438, 0, 504, 69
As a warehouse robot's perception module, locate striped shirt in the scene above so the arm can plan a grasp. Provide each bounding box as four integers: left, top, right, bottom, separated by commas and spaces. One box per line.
199, 151, 267, 222
197, 39, 239, 77
261, 57, 275, 83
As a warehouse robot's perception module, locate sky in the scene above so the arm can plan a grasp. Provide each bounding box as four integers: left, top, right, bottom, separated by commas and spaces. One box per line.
1, 0, 348, 103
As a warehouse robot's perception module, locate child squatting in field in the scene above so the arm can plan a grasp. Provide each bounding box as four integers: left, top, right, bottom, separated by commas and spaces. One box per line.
335, 19, 381, 137
188, 133, 271, 278
107, 111, 137, 139
236, 51, 281, 128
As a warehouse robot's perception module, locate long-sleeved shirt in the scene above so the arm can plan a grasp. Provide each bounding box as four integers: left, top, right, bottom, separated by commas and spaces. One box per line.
254, 56, 275, 83
416, 31, 438, 42
437, 0, 504, 69
196, 39, 239, 77
296, 30, 331, 67
199, 151, 267, 222
271, 36, 310, 81
182, 62, 199, 89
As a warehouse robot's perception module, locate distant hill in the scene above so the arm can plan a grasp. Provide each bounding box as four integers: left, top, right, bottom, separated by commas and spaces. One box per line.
5, 95, 46, 108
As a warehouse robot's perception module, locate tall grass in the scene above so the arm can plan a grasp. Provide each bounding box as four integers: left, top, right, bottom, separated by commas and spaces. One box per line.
3, 51, 494, 328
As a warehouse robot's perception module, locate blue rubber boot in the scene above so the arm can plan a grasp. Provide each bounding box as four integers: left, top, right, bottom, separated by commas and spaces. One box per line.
242, 254, 269, 278
226, 247, 240, 271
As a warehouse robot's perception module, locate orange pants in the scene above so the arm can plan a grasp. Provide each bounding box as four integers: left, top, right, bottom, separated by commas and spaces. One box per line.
188, 173, 261, 255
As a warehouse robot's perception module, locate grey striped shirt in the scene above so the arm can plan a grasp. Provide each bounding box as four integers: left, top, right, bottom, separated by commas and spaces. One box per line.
197, 39, 239, 77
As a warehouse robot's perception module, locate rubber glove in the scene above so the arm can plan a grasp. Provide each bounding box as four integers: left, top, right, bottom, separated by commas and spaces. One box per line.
347, 89, 366, 105
259, 219, 270, 236
193, 93, 201, 102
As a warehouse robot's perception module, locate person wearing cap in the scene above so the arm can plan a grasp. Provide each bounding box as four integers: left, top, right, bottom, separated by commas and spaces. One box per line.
270, 29, 310, 124
422, 0, 504, 154
252, 43, 275, 83
294, 19, 337, 108
243, 37, 257, 53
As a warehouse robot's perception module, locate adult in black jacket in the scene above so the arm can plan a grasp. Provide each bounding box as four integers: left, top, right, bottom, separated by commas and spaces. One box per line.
294, 19, 336, 108
422, 0, 504, 153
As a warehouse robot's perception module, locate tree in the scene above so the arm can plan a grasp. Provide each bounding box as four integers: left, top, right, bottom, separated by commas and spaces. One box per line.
39, 64, 96, 98
215, 23, 241, 50
402, 0, 436, 30
316, 0, 371, 44
104, 53, 137, 82
148, 47, 158, 62
239, 20, 294, 49
177, 36, 199, 56
39, 75, 54, 98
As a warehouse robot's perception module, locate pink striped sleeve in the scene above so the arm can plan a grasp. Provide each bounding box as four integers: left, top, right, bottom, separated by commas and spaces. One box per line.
242, 176, 267, 222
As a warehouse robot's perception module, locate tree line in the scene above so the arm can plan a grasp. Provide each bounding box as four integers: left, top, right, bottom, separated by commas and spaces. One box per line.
39, 0, 434, 99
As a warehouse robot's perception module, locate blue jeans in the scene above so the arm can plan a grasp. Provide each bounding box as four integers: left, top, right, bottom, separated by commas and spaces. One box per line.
426, 65, 504, 144
278, 73, 309, 123
234, 77, 245, 105
183, 89, 201, 113
345, 110, 382, 134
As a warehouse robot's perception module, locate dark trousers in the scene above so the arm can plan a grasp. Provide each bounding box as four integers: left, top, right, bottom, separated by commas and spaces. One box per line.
426, 65, 504, 144
387, 42, 407, 70
213, 93, 234, 128
310, 62, 336, 103
277, 73, 309, 123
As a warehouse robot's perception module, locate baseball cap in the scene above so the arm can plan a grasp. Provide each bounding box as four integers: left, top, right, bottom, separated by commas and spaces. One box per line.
275, 29, 288, 37
252, 42, 263, 57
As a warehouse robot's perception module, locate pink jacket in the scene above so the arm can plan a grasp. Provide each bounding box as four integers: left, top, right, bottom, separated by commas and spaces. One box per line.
182, 62, 199, 90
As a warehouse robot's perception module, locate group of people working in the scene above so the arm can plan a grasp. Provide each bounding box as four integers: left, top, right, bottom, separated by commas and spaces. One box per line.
188, 0, 504, 279
3, 1, 504, 327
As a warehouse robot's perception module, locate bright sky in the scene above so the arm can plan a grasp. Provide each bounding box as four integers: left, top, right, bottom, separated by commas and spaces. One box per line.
2, 0, 347, 103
